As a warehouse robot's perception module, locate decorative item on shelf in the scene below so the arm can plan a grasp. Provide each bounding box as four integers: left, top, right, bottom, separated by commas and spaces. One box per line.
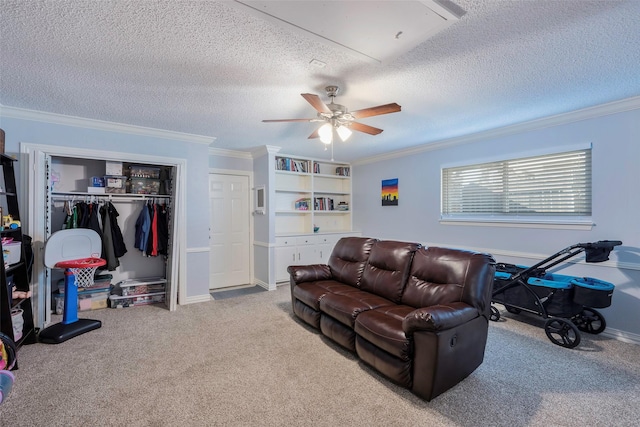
295, 198, 311, 210
105, 161, 123, 176
10, 309, 23, 341
87, 176, 106, 194
337, 202, 349, 211
2, 216, 19, 230
104, 175, 126, 194
91, 176, 105, 187
2, 237, 22, 265
313, 225, 320, 233
129, 165, 160, 179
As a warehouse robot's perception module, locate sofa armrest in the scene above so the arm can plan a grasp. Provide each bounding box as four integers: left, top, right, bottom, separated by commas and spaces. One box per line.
287, 264, 332, 284
402, 302, 479, 334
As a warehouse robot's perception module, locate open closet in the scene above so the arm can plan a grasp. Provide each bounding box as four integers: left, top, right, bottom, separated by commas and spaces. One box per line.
23, 144, 186, 329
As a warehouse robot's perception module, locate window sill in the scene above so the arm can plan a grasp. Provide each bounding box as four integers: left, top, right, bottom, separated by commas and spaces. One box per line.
439, 217, 594, 230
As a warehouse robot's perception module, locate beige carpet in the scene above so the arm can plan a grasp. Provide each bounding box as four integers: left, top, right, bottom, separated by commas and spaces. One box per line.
1, 285, 639, 426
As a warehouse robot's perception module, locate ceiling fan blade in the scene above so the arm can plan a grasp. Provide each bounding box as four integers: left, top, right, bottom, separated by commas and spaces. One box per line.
350, 122, 384, 135
262, 118, 315, 123
301, 93, 331, 114
308, 128, 320, 139
351, 103, 401, 119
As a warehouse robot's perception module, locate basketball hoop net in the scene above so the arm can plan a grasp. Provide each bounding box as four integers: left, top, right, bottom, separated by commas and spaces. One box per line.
54, 257, 106, 288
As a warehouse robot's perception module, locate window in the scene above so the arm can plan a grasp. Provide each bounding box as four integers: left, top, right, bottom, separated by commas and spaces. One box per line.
441, 148, 591, 224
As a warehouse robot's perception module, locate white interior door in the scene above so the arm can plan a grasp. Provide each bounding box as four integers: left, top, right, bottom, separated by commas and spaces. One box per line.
209, 173, 251, 289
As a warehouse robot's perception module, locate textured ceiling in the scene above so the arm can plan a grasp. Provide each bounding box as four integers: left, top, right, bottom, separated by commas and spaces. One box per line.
1, 1, 639, 162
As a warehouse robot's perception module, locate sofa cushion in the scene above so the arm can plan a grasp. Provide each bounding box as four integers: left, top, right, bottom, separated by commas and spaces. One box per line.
354, 305, 414, 360
360, 240, 421, 303
356, 335, 413, 388
402, 246, 495, 316
319, 290, 394, 327
328, 237, 377, 288
401, 247, 467, 308
293, 280, 359, 310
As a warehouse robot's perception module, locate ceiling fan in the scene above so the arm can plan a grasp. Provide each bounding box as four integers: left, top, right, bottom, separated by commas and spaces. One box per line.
262, 85, 401, 146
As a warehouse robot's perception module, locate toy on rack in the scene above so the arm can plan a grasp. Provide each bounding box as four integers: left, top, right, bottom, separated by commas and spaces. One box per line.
490, 240, 622, 348
39, 229, 106, 344
0, 332, 17, 405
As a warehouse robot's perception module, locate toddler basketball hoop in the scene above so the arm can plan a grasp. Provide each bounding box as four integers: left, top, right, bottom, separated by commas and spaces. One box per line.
39, 229, 106, 344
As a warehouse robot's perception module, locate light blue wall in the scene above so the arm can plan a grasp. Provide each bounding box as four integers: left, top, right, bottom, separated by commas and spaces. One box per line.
352, 106, 640, 339
252, 150, 271, 286
0, 114, 212, 299
209, 153, 252, 171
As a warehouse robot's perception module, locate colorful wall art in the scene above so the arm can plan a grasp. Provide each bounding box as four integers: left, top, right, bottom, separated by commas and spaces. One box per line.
381, 178, 398, 206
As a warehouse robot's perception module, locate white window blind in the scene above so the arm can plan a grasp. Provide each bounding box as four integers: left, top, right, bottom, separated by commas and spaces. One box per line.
442, 149, 591, 218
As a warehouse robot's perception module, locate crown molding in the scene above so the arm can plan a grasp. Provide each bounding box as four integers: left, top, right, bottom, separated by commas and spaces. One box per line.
251, 145, 281, 158
208, 146, 253, 159
353, 95, 640, 166
0, 105, 215, 145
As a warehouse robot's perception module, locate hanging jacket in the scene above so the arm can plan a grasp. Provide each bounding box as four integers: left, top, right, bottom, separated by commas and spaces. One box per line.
145, 203, 155, 256
100, 203, 118, 270
134, 203, 151, 253
157, 203, 169, 256
107, 202, 127, 258
87, 202, 105, 259
151, 203, 159, 256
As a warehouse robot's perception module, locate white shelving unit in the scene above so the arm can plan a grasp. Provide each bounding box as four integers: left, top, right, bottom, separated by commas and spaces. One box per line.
272, 154, 359, 282
274, 155, 352, 236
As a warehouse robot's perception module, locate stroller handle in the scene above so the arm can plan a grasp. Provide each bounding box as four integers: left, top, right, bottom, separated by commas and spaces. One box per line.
579, 240, 623, 249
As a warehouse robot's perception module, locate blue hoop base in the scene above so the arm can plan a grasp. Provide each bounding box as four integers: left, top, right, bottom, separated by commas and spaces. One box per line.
38, 267, 101, 344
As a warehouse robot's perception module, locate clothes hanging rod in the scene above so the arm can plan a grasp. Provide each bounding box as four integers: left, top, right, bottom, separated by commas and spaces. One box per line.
51, 191, 171, 201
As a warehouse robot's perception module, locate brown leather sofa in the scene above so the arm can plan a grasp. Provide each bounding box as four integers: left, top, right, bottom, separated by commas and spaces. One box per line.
288, 237, 496, 401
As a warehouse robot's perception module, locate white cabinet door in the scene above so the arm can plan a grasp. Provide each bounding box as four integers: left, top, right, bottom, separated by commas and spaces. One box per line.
296, 244, 317, 265
315, 235, 341, 263
295, 236, 317, 265
317, 243, 333, 263
275, 245, 297, 282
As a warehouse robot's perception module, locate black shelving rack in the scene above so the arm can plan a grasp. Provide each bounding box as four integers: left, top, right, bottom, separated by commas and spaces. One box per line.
0, 153, 37, 355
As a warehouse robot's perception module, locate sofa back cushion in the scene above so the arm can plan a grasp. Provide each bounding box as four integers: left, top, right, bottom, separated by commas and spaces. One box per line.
402, 247, 496, 315
328, 237, 377, 288
360, 240, 421, 303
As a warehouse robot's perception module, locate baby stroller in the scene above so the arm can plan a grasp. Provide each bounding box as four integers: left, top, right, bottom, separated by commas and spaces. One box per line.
490, 240, 622, 348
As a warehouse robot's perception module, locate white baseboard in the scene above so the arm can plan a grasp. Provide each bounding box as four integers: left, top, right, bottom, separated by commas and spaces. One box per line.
601, 328, 640, 345
181, 294, 213, 305
255, 279, 276, 291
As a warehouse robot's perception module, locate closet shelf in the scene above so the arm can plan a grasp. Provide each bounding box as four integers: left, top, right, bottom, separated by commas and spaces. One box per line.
51, 191, 170, 200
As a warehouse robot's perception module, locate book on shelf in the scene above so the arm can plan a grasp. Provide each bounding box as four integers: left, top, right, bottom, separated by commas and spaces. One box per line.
277, 157, 309, 173
314, 197, 335, 211
335, 166, 350, 176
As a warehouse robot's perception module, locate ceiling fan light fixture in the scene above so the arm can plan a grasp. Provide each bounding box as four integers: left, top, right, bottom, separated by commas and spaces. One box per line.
336, 125, 352, 141
318, 123, 333, 144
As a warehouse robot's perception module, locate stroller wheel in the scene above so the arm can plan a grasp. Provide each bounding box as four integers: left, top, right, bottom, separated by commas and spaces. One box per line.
490, 305, 501, 322
544, 318, 581, 348
573, 307, 606, 334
